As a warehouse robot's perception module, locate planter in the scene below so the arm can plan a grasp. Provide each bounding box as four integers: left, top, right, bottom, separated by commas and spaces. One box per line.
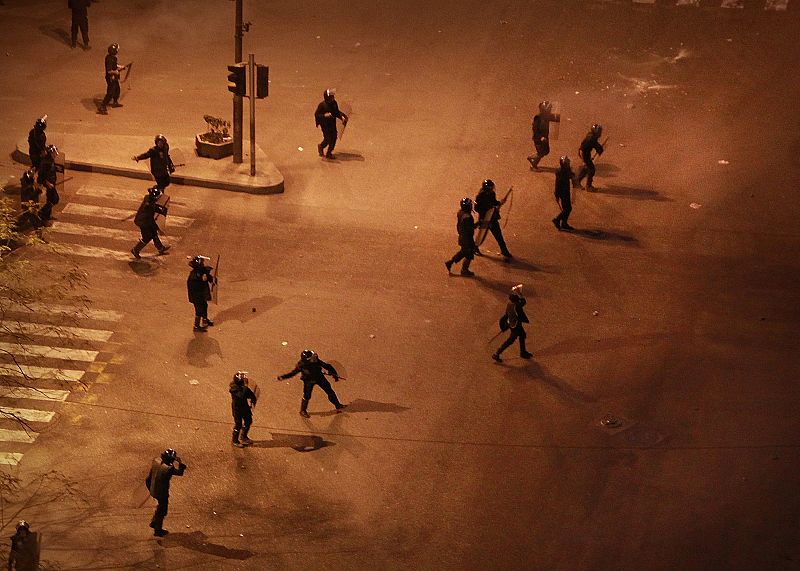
195, 134, 233, 160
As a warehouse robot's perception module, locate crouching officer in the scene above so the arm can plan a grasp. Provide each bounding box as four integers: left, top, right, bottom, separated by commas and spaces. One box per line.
277, 350, 346, 418
145, 449, 186, 537
230, 371, 257, 447
131, 186, 170, 258
133, 134, 175, 191
445, 197, 477, 277
187, 255, 215, 331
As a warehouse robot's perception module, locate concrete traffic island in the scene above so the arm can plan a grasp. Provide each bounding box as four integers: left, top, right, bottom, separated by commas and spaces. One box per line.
14, 132, 284, 194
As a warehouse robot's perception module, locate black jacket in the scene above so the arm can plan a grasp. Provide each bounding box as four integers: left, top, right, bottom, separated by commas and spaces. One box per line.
279, 358, 337, 383
230, 383, 257, 415
146, 458, 186, 500
555, 167, 573, 202
28, 128, 46, 160
135, 145, 174, 178
134, 195, 167, 229
314, 99, 343, 131
579, 133, 603, 160
187, 266, 213, 304
457, 209, 476, 248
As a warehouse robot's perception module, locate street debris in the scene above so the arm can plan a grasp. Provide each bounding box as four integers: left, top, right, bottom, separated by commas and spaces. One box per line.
189, 379, 199, 385
297, 146, 303, 151
689, 203, 702, 209
592, 310, 599, 316
281, 341, 288, 346
600, 414, 623, 428
717, 159, 729, 165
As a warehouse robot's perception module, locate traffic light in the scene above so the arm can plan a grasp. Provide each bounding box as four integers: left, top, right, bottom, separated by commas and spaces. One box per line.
256, 65, 269, 99
227, 63, 246, 96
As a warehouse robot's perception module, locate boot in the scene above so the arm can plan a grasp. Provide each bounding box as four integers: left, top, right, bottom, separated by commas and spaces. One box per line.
131, 240, 145, 259
552, 217, 562, 231
527, 155, 541, 170
203, 317, 214, 327
445, 260, 453, 273
460, 259, 474, 277
157, 244, 171, 255
520, 340, 533, 359
317, 143, 325, 157
193, 316, 207, 332
299, 398, 310, 418
232, 429, 243, 448
240, 427, 252, 445
492, 353, 502, 362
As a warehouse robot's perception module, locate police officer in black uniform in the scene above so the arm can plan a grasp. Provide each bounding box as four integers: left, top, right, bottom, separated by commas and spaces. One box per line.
27, 116, 46, 171
493, 284, 533, 362
69, 0, 91, 49
229, 371, 257, 447
576, 124, 604, 191
145, 449, 186, 537
133, 135, 175, 190
527, 100, 560, 170
474, 179, 512, 259
314, 88, 348, 159
187, 255, 215, 331
37, 145, 60, 222
98, 43, 127, 115
445, 197, 477, 277
7, 520, 38, 570
277, 350, 346, 418
552, 156, 575, 231
131, 186, 170, 258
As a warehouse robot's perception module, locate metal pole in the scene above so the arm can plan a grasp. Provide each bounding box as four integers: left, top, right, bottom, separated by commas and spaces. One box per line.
233, 0, 243, 163
249, 53, 256, 176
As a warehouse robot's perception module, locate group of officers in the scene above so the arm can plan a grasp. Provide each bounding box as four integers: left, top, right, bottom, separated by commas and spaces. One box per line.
18, 116, 61, 229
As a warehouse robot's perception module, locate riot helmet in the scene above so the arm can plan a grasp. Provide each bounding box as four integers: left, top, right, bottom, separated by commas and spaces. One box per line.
108, 43, 119, 55
300, 349, 318, 362
591, 124, 603, 136
147, 186, 162, 200
559, 156, 571, 168
161, 449, 177, 463
324, 88, 336, 100
21, 170, 36, 184
539, 100, 552, 113
481, 179, 495, 192
233, 371, 248, 385
34, 115, 47, 130
460, 197, 473, 211
188, 254, 209, 269
154, 134, 167, 146
45, 144, 58, 157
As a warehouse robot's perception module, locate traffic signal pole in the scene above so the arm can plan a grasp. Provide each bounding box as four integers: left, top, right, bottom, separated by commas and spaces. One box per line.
233, 0, 243, 163
249, 53, 256, 176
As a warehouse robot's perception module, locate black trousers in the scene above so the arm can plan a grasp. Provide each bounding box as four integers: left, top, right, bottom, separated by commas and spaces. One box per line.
450, 244, 474, 265
303, 378, 341, 406
233, 410, 252, 439
555, 200, 572, 226
102, 76, 120, 107
534, 138, 550, 158
154, 174, 171, 190
29, 153, 42, 171
140, 224, 164, 249
71, 13, 89, 46
487, 220, 510, 255
192, 301, 208, 320
496, 325, 527, 356
319, 127, 337, 154
578, 157, 596, 187
150, 496, 169, 531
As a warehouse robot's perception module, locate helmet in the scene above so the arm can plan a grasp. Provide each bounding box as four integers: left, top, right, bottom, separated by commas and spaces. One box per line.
324, 88, 336, 99
300, 349, 318, 362
233, 371, 248, 385
559, 156, 571, 168
591, 124, 603, 136
161, 449, 177, 463
108, 43, 119, 55
154, 134, 167, 145
539, 100, 552, 113
21, 169, 35, 184
147, 186, 162, 200
45, 144, 58, 157
188, 254, 209, 268
34, 115, 47, 130
481, 179, 495, 192
16, 521, 30, 533
460, 197, 473, 211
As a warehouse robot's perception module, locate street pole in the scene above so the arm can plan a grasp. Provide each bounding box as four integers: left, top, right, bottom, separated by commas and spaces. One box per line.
249, 53, 256, 176
233, 0, 243, 164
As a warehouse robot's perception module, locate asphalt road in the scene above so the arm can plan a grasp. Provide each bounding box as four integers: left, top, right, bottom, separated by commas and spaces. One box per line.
1, 0, 799, 569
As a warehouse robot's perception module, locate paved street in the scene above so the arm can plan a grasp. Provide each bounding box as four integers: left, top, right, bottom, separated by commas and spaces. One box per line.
1, 0, 799, 569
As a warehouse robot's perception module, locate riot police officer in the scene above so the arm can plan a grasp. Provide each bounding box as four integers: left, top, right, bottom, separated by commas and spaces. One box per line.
27, 116, 46, 171
493, 284, 533, 362
474, 179, 512, 259
527, 100, 560, 170
187, 255, 215, 331
229, 371, 257, 447
445, 197, 477, 277
552, 156, 575, 231
277, 350, 345, 418
576, 124, 604, 191
314, 88, 348, 159
98, 43, 127, 115
133, 135, 175, 190
145, 449, 186, 537
37, 145, 60, 222
131, 186, 170, 258
69, 0, 91, 49
7, 520, 38, 570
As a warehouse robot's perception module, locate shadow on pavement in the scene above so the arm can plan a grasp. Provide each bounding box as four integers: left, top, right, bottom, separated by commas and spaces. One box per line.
162, 530, 254, 560
313, 398, 410, 417
569, 227, 639, 246
81, 97, 103, 112
329, 151, 364, 162
248, 432, 333, 452
213, 295, 282, 324
500, 359, 596, 404
128, 258, 162, 276
186, 333, 222, 367
598, 184, 671, 202
38, 25, 70, 46
536, 332, 674, 357
594, 162, 621, 176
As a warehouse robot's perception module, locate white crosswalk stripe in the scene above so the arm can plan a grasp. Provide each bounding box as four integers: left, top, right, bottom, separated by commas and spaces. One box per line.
0, 406, 55, 423
49, 243, 143, 262
0, 429, 38, 444
0, 453, 24, 466
765, 0, 788, 9
62, 203, 193, 227
4, 303, 123, 322
0, 341, 99, 362
0, 387, 71, 402
49, 221, 143, 242
2, 322, 113, 342
0, 365, 85, 383
76, 185, 196, 209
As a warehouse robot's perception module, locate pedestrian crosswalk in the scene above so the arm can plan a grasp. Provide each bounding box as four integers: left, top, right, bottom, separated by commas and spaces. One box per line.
614, 0, 789, 9
0, 303, 122, 466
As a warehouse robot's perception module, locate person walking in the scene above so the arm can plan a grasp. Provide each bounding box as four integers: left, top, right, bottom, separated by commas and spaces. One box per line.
277, 350, 345, 418
474, 179, 512, 259
69, 0, 91, 49
131, 186, 170, 258
314, 89, 348, 159
445, 197, 477, 277
552, 156, 575, 231
230, 371, 257, 447
576, 124, 605, 191
187, 255, 215, 331
527, 100, 560, 170
145, 449, 186, 537
133, 135, 176, 191
98, 43, 128, 115
27, 116, 47, 171
493, 284, 533, 362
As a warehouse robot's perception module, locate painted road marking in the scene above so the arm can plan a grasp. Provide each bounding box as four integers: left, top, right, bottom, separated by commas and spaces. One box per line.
62, 204, 193, 227
3, 322, 113, 342
720, 0, 744, 6
0, 406, 55, 423
0, 453, 24, 466
50, 221, 142, 242
675, 0, 700, 5
50, 243, 140, 262
0, 365, 84, 383
77, 186, 195, 209
0, 387, 71, 402
0, 342, 99, 362
5, 303, 122, 322
0, 429, 38, 444
764, 0, 788, 9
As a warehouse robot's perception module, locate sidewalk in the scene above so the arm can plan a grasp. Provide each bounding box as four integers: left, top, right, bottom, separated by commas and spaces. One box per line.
14, 133, 284, 194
